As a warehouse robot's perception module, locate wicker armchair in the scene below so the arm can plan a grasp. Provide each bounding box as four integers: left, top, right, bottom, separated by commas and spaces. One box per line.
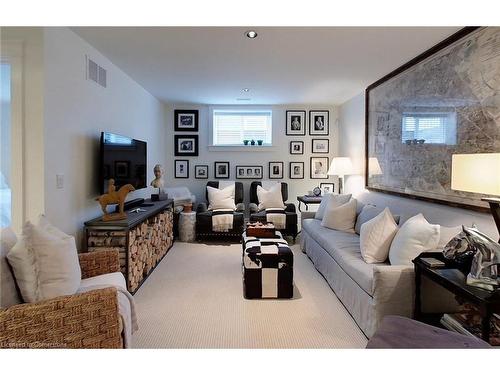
0, 250, 124, 349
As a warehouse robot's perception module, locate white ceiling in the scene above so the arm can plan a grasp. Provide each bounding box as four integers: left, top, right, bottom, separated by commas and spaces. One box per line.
73, 27, 460, 105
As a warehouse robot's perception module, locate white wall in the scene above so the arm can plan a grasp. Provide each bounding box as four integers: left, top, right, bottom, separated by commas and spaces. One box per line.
43, 28, 167, 245
164, 104, 339, 210
338, 92, 498, 240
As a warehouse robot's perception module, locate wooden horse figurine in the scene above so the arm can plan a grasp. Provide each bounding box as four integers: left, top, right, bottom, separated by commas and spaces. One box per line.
95, 179, 136, 221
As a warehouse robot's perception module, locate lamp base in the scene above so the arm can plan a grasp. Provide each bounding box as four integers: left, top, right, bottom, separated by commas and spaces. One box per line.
482, 197, 500, 243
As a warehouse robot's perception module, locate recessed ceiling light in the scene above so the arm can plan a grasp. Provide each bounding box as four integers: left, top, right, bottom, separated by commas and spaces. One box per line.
245, 30, 258, 39
242, 88, 250, 92
236, 98, 251, 101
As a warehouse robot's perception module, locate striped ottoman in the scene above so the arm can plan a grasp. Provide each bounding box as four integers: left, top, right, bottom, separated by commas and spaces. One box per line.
242, 231, 293, 299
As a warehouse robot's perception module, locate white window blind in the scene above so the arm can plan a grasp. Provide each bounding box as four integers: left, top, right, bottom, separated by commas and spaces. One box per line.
401, 112, 456, 145
213, 110, 272, 146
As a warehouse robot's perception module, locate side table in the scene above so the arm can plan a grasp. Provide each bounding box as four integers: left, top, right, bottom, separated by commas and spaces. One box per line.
179, 211, 196, 242
413, 251, 500, 343
297, 195, 323, 212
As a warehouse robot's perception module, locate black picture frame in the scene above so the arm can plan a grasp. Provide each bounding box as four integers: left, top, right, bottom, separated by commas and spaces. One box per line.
268, 162, 284, 179
320, 183, 335, 195
364, 27, 492, 213
309, 110, 329, 136
174, 160, 189, 179
236, 165, 263, 179
174, 109, 199, 132
289, 141, 304, 155
174, 134, 199, 157
289, 162, 304, 179
286, 110, 306, 136
214, 161, 230, 179
114, 161, 130, 178
310, 157, 329, 179
195, 165, 209, 179
312, 138, 329, 154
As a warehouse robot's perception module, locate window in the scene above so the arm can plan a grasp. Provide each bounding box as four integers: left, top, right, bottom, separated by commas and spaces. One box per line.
401, 112, 456, 145
212, 109, 272, 146
0, 63, 12, 228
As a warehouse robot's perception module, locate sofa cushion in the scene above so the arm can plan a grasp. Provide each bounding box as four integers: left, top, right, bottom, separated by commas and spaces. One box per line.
359, 208, 399, 264
257, 183, 285, 210
389, 214, 440, 266
7, 219, 81, 302
321, 199, 357, 232
302, 218, 381, 296
79, 271, 127, 291
207, 185, 236, 210
355, 205, 400, 235
0, 227, 22, 308
314, 193, 351, 220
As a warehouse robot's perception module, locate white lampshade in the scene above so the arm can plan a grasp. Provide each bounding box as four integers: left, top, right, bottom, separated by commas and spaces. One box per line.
368, 157, 383, 176
451, 153, 500, 196
328, 157, 354, 176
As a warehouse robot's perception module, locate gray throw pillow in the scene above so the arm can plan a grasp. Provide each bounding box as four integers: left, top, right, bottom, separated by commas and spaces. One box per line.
355, 205, 400, 234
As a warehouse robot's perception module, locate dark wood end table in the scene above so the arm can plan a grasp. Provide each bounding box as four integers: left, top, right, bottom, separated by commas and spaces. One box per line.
413, 252, 500, 343
297, 195, 323, 212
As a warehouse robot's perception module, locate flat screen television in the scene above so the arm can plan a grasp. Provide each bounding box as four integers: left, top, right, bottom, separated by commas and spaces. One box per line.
99, 132, 147, 194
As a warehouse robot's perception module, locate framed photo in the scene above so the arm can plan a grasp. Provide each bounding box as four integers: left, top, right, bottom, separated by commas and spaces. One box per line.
286, 110, 306, 136
195, 165, 209, 179
268, 162, 284, 179
174, 109, 198, 132
174, 135, 198, 156
289, 162, 304, 179
310, 157, 329, 179
312, 138, 329, 153
320, 183, 335, 195
214, 161, 230, 179
236, 165, 263, 179
309, 110, 329, 135
114, 161, 130, 178
289, 141, 304, 155
174, 160, 189, 179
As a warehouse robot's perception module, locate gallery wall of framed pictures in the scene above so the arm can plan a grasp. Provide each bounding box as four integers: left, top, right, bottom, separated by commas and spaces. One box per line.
170, 107, 336, 194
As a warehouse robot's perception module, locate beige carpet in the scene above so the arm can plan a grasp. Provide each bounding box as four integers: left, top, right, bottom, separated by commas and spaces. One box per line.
132, 241, 367, 348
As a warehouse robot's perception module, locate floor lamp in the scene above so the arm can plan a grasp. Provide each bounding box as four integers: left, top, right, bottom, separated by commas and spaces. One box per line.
451, 153, 500, 241
327, 157, 353, 194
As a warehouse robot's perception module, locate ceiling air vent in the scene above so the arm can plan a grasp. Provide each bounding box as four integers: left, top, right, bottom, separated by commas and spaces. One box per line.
86, 56, 107, 88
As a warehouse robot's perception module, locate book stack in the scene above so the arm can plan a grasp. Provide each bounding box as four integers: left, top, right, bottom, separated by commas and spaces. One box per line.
440, 304, 499, 346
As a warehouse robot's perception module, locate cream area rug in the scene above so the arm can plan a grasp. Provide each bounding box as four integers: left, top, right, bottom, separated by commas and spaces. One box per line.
132, 241, 367, 348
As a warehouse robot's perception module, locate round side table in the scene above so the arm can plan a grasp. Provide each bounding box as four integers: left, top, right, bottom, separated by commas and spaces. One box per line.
179, 211, 196, 242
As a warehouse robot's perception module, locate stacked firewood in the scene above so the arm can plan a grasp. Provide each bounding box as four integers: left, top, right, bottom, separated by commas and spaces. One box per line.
128, 210, 174, 292
86, 208, 174, 293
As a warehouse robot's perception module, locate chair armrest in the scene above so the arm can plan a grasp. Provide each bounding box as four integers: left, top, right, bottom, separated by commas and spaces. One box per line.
285, 203, 296, 213
79, 250, 120, 279
0, 287, 122, 349
236, 203, 245, 212
196, 202, 208, 213
248, 203, 259, 213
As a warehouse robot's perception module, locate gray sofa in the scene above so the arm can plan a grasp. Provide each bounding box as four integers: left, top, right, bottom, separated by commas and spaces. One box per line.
300, 211, 457, 338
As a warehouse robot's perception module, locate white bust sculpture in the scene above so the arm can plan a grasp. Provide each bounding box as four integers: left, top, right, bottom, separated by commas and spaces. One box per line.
150, 164, 165, 188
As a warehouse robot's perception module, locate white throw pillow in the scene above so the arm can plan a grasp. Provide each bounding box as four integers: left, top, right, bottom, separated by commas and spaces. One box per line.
389, 214, 440, 266
7, 218, 81, 302
257, 183, 285, 210
437, 225, 462, 249
359, 207, 399, 263
315, 193, 352, 220
321, 199, 357, 232
207, 185, 236, 210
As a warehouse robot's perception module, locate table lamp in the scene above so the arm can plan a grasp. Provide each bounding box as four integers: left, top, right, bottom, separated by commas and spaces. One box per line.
368, 157, 383, 176
328, 157, 353, 194
451, 153, 500, 240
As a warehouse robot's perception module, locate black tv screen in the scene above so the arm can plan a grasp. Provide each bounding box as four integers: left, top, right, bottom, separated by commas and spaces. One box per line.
99, 132, 147, 194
